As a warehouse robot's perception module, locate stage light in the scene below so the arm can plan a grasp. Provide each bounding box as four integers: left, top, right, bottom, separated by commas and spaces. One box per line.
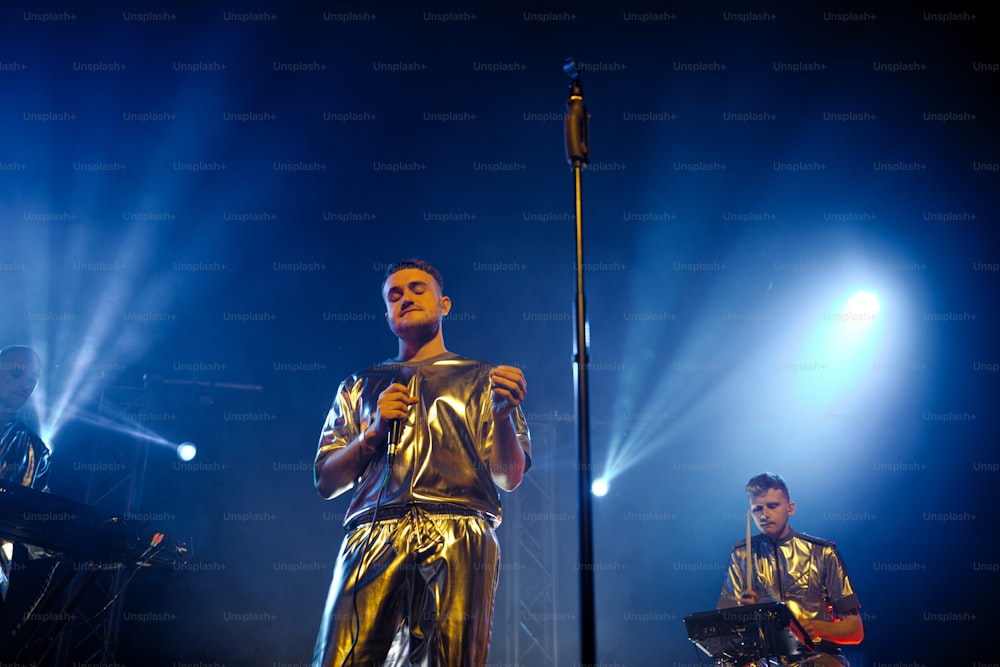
847, 290, 880, 317
176, 442, 197, 461
27, 209, 210, 448
781, 282, 890, 416
591, 478, 609, 497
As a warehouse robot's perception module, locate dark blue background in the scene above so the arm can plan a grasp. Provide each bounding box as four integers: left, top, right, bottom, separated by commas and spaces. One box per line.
2, 3, 997, 665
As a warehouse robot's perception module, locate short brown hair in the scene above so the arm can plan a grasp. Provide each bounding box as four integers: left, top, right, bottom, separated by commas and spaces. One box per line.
382, 259, 444, 292
746, 472, 789, 500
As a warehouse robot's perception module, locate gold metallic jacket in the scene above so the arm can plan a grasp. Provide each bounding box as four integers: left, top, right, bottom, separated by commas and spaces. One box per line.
718, 528, 861, 658
1, 418, 51, 597
314, 353, 531, 527
0, 419, 49, 489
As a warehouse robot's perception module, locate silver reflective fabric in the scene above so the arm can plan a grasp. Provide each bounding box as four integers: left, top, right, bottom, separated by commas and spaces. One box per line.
313, 509, 500, 667
313, 352, 530, 667
718, 529, 860, 665
0, 419, 50, 597
0, 419, 49, 489
315, 353, 530, 527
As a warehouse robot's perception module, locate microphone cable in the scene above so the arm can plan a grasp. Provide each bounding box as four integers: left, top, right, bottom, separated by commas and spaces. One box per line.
341, 375, 406, 667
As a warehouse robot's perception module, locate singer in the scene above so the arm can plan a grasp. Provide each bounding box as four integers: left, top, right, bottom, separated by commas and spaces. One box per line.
717, 473, 864, 666
312, 259, 531, 667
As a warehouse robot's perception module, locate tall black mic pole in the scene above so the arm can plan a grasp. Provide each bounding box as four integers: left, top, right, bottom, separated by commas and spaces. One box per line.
563, 57, 596, 667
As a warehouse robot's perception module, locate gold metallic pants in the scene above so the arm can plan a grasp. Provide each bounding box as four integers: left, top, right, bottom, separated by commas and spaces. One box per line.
313, 508, 500, 667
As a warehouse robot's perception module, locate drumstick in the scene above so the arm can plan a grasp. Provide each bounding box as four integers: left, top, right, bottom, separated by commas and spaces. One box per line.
745, 508, 753, 597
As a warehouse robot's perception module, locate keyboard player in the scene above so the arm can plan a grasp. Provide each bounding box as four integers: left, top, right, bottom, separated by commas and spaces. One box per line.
0, 346, 52, 626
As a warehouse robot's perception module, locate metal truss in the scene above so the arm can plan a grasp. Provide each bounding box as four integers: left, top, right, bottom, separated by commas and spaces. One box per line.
494, 421, 560, 666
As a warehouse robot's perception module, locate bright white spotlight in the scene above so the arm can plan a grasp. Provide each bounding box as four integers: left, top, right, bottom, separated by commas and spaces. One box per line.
846, 290, 880, 318
591, 478, 609, 497
177, 442, 198, 461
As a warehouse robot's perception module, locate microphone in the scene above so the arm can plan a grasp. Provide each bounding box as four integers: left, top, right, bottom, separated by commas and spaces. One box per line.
384, 418, 402, 488
564, 58, 590, 166
386, 371, 415, 458
381, 377, 407, 491
389, 418, 402, 449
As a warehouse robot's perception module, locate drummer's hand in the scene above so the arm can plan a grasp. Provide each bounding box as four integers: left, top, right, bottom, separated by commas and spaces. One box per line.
797, 617, 821, 643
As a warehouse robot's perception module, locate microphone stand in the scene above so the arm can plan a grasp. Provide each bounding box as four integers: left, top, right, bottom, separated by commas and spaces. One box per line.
563, 57, 596, 667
